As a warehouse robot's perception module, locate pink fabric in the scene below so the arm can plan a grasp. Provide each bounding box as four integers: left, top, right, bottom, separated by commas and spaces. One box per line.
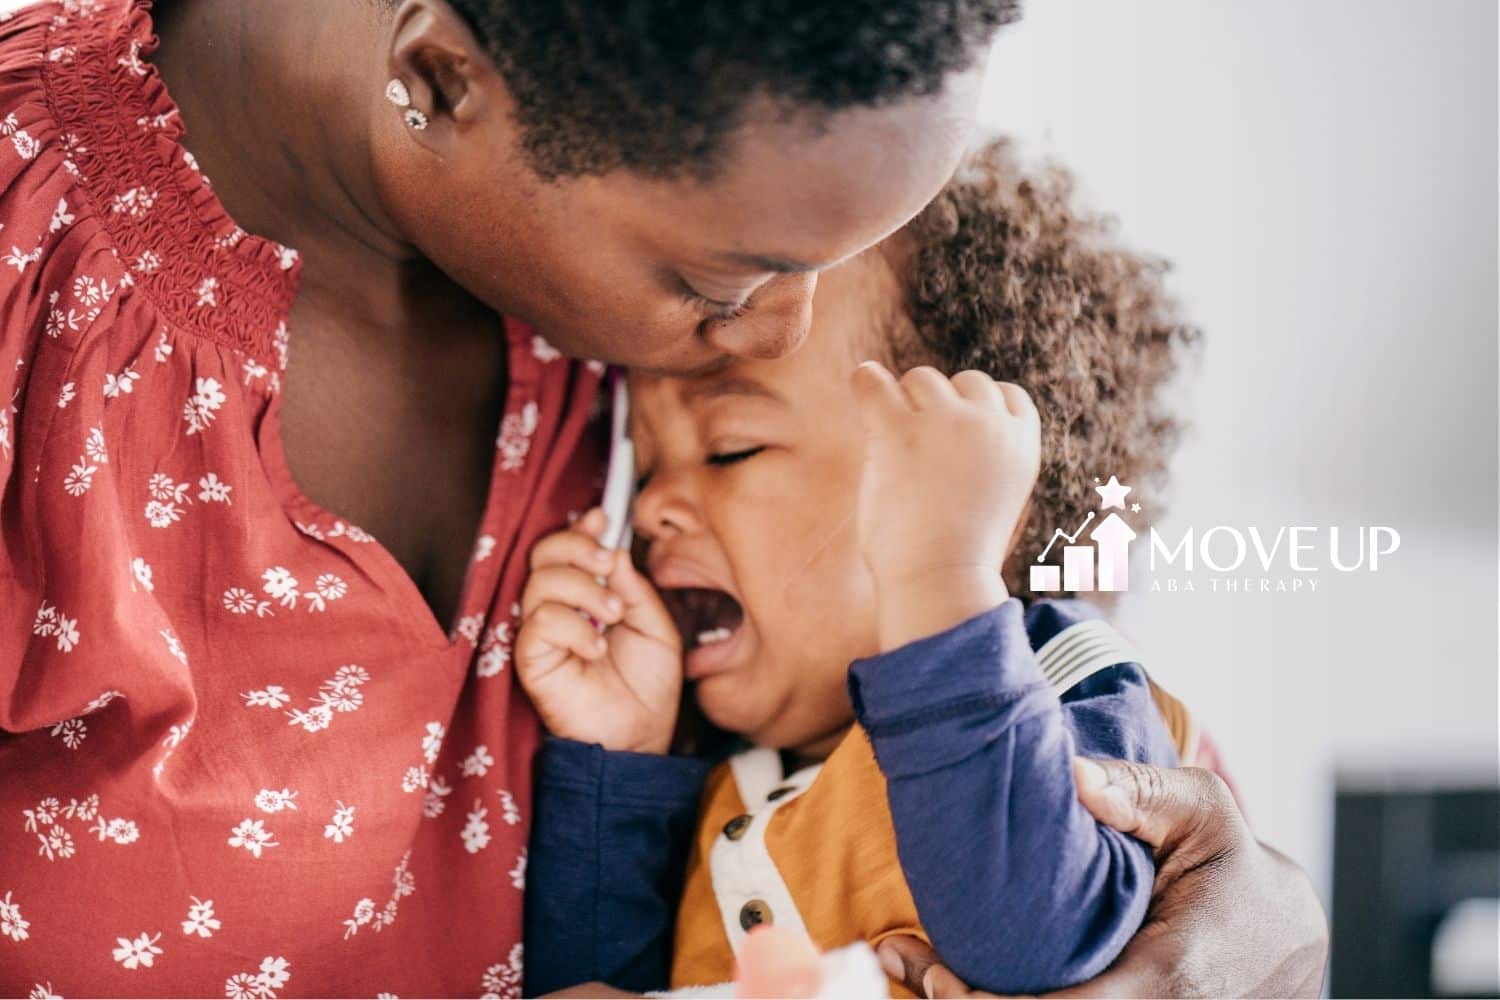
0, 2, 606, 995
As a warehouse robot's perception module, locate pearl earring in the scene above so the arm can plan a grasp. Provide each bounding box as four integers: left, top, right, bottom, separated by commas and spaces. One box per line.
384, 78, 428, 131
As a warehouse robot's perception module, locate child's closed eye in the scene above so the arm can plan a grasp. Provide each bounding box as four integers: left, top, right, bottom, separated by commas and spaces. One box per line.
707, 446, 765, 467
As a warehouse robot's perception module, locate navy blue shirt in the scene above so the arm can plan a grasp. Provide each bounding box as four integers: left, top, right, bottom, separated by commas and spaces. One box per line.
525, 599, 1177, 995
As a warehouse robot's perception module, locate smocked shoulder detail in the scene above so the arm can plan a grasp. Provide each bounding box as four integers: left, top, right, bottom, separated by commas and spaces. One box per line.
37, 0, 298, 368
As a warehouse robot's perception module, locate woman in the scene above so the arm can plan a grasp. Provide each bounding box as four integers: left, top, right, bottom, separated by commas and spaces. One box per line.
0, 0, 1324, 996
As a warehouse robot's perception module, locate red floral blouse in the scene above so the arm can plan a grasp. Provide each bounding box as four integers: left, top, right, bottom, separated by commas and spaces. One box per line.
0, 1, 606, 996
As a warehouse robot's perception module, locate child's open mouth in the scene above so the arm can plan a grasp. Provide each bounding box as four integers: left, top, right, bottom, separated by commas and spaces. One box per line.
658, 586, 747, 679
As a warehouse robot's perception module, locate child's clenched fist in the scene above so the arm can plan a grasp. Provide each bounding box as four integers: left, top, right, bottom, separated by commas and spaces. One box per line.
850, 362, 1040, 651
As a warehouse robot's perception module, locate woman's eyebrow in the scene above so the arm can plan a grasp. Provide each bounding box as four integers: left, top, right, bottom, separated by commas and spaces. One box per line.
713, 250, 823, 274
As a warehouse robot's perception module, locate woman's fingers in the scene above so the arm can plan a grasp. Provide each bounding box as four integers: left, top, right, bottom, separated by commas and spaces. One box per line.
1072, 757, 1245, 855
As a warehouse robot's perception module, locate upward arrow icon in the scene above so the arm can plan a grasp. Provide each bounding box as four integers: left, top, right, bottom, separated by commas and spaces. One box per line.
1090, 512, 1136, 592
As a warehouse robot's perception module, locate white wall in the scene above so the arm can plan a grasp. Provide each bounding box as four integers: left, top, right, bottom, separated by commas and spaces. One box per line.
976, 0, 1499, 899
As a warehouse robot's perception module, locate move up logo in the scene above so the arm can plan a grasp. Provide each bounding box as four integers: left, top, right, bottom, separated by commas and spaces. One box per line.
1031, 475, 1402, 595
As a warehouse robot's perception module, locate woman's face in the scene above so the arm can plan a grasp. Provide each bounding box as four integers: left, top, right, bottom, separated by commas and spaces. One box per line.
375, 66, 982, 374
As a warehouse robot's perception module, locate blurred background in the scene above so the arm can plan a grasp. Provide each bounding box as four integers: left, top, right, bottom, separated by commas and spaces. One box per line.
975, 1, 1498, 995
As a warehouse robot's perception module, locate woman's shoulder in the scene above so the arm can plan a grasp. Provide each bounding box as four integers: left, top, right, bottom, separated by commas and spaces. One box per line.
0, 0, 298, 372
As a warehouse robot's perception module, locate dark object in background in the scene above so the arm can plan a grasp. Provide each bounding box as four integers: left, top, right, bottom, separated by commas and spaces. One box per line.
1331, 779, 1499, 998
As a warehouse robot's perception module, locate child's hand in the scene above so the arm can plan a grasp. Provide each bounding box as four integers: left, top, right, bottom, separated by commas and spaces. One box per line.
850, 362, 1040, 652
515, 508, 683, 754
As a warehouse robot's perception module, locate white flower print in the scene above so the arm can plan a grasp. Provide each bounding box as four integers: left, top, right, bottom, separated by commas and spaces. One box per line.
323, 801, 355, 844
195, 276, 218, 307
11, 130, 39, 160
223, 973, 261, 999
242, 358, 268, 385
497, 788, 521, 826
274, 244, 299, 271
261, 567, 299, 609
56, 381, 76, 407
21, 797, 58, 832
184, 376, 226, 434
27, 982, 60, 999
421, 775, 452, 819
243, 685, 290, 708
163, 721, 193, 750
36, 824, 76, 861
224, 587, 272, 617
227, 819, 277, 859
421, 721, 446, 765
257, 956, 291, 991
131, 556, 154, 592
32, 602, 80, 653
303, 572, 347, 612
293, 520, 325, 540
254, 788, 298, 814
102, 366, 140, 397
461, 800, 491, 854
160, 628, 188, 666
3, 243, 41, 272
459, 745, 495, 779
198, 473, 232, 504
341, 852, 413, 939
279, 665, 370, 733
92, 817, 140, 845
111, 931, 162, 970
1, 892, 30, 943
454, 613, 485, 646
212, 227, 246, 252
48, 197, 75, 234
135, 249, 161, 273
509, 848, 527, 890
480, 943, 524, 999
223, 956, 291, 1000
63, 460, 96, 497
475, 620, 513, 678
272, 320, 290, 372
181, 897, 221, 938
85, 426, 107, 464
109, 187, 158, 219
531, 334, 562, 362
497, 401, 540, 472
153, 328, 172, 361
50, 717, 86, 749
72, 274, 101, 306
145, 473, 192, 527
64, 794, 99, 821
473, 533, 496, 562
401, 766, 429, 794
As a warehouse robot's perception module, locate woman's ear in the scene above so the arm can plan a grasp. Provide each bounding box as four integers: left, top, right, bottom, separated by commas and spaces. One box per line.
384, 0, 492, 149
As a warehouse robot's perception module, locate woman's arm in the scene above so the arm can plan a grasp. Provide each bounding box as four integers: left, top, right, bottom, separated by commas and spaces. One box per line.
877, 757, 1330, 999
524, 738, 710, 996
848, 600, 1177, 994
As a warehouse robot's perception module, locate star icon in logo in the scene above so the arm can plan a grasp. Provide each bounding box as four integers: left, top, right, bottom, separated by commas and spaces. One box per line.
1130, 502, 1142, 513
1095, 475, 1132, 511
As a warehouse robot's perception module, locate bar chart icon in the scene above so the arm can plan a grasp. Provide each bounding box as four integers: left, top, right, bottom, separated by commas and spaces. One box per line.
1031, 510, 1137, 594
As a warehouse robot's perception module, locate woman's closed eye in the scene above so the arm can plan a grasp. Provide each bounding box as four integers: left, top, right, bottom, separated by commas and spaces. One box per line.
707, 446, 765, 467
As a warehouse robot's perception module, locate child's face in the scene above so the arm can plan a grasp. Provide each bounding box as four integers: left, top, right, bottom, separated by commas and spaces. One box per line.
629, 251, 900, 753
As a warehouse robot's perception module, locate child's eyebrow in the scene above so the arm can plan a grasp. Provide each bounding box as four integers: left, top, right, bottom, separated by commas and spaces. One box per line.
678, 376, 784, 406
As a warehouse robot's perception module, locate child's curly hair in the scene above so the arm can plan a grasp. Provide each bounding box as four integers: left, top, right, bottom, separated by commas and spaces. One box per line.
883, 137, 1201, 605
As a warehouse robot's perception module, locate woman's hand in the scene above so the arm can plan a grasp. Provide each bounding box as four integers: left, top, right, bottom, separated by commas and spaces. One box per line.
515, 508, 683, 754
877, 757, 1330, 998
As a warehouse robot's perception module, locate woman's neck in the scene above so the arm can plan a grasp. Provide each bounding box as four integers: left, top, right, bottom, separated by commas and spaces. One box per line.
151, 2, 414, 299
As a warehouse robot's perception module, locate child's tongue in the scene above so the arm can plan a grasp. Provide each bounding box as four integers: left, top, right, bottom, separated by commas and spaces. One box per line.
660, 587, 745, 651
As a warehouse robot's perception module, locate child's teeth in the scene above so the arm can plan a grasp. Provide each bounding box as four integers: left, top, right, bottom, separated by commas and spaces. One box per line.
696, 627, 732, 646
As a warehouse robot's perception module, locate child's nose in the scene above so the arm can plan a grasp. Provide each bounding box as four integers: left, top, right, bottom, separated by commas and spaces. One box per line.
633, 472, 701, 540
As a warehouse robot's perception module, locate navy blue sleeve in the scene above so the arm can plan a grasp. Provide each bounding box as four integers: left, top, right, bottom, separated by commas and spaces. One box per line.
847, 599, 1177, 995
523, 737, 711, 996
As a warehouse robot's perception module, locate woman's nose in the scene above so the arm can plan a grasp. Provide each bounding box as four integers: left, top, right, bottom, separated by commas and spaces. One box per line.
705, 273, 816, 360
